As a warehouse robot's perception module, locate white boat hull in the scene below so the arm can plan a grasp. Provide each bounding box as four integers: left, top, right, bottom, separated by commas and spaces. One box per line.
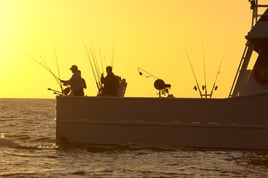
56, 94, 268, 149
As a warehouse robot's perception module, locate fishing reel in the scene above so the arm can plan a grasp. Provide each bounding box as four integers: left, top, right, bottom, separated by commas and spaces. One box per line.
193, 85, 218, 99
154, 79, 171, 97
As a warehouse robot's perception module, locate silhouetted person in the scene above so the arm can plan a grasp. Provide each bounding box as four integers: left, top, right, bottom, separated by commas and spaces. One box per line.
101, 66, 121, 96
60, 65, 85, 96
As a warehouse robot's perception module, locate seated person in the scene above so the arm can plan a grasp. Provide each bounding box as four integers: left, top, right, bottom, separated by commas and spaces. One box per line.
100, 66, 121, 96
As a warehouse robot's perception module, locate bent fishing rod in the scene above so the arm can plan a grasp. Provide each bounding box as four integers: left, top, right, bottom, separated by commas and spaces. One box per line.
29, 55, 60, 81
29, 54, 63, 94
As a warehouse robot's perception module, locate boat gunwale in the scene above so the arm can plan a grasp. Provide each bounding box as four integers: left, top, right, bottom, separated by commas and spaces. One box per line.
56, 91, 268, 102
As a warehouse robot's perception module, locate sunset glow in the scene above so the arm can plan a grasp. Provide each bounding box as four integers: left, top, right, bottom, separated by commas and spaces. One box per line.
0, 0, 254, 98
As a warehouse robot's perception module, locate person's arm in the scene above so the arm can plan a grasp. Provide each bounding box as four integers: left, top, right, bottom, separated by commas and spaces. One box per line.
60, 79, 68, 86
101, 74, 105, 83
61, 74, 74, 85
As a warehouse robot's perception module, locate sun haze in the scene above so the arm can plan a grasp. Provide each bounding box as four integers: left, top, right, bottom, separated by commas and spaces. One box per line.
0, 0, 253, 98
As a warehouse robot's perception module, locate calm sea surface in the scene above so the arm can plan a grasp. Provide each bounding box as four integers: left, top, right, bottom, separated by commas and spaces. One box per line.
1, 98, 268, 178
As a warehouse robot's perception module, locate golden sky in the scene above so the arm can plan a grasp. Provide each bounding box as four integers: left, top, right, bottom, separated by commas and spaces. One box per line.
0, 0, 256, 98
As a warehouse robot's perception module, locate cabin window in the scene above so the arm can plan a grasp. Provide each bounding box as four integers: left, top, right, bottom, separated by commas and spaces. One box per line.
247, 51, 258, 70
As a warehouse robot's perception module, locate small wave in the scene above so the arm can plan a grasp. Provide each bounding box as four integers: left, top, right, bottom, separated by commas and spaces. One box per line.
71, 170, 87, 175
0, 138, 20, 148
0, 138, 56, 151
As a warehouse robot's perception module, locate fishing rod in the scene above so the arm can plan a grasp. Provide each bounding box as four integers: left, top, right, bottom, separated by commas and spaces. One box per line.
183, 45, 203, 98
29, 54, 67, 95
209, 48, 226, 98
54, 48, 64, 94
110, 40, 116, 67
90, 46, 101, 83
39, 56, 61, 87
29, 55, 60, 83
99, 48, 104, 75
202, 45, 208, 97
48, 87, 70, 95
48, 88, 61, 95
137, 67, 158, 79
83, 43, 101, 91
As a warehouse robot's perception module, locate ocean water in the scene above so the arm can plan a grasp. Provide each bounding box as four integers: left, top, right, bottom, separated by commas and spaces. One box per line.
1, 98, 268, 178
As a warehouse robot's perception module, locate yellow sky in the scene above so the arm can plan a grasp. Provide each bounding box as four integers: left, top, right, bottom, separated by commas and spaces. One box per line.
0, 0, 257, 98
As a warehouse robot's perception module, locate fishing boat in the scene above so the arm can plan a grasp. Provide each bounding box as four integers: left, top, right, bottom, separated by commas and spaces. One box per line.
56, 1, 268, 150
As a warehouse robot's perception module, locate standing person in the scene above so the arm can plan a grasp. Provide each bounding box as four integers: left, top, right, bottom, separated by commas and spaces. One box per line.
101, 66, 121, 96
60, 65, 85, 96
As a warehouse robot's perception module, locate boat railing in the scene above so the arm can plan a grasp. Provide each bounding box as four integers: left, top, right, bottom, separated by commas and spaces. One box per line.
228, 42, 254, 97
250, 0, 268, 27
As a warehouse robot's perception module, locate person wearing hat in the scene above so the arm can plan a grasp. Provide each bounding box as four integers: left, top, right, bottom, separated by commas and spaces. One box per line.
60, 65, 85, 96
